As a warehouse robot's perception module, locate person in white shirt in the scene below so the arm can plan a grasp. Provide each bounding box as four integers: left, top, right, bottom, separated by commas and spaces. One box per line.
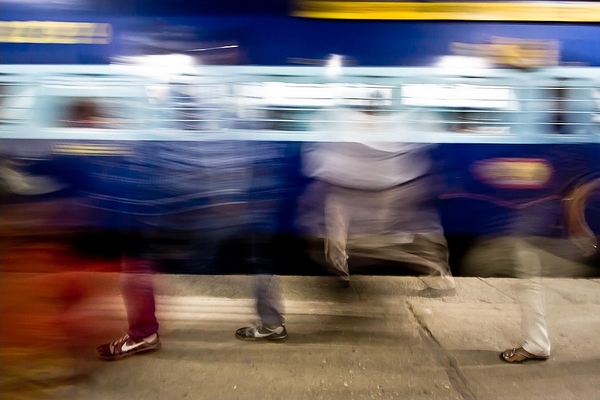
298, 91, 456, 296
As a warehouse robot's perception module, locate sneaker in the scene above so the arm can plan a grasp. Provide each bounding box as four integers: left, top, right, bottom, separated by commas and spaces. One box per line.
418, 287, 457, 298
96, 333, 161, 361
235, 323, 288, 342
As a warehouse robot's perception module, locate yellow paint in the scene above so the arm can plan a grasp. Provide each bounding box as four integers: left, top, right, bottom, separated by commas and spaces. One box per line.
474, 158, 552, 188
53, 143, 129, 156
0, 21, 112, 44
451, 37, 559, 68
293, 1, 600, 22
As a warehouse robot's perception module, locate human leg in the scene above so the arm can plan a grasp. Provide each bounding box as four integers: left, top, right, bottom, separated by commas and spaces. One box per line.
235, 279, 287, 342
96, 256, 160, 360
120, 256, 159, 340
516, 240, 550, 357
254, 273, 285, 327
501, 238, 550, 362
353, 232, 456, 295
411, 234, 456, 292
235, 232, 287, 341
236, 271, 287, 340
323, 188, 351, 286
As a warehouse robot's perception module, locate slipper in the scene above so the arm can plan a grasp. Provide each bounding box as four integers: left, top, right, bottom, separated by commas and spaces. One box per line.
500, 347, 549, 364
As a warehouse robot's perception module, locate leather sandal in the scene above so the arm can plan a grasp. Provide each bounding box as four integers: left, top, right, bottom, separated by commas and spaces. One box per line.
500, 347, 549, 364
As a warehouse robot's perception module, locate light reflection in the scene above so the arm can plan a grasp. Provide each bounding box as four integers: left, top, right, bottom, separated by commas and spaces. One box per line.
436, 55, 490, 71
326, 54, 343, 76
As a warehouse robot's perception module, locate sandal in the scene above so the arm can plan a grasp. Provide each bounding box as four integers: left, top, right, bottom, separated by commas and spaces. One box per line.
500, 347, 549, 364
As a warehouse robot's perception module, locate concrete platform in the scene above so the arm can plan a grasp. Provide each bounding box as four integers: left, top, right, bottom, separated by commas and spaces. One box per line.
2, 274, 600, 399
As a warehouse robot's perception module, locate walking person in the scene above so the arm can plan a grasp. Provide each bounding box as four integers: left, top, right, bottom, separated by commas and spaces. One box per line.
298, 90, 456, 296
234, 141, 292, 341
499, 237, 550, 363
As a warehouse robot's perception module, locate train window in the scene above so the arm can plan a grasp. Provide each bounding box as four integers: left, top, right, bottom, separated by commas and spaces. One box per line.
54, 97, 141, 129
63, 99, 102, 127
336, 85, 394, 108
232, 82, 330, 131
262, 107, 318, 131
540, 82, 598, 135
401, 83, 515, 134
166, 82, 227, 131
593, 89, 600, 124
545, 85, 571, 134
401, 84, 513, 109
444, 109, 511, 134
0, 83, 36, 125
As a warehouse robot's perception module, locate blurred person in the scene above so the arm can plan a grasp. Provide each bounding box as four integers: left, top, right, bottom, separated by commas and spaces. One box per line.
0, 244, 118, 398
500, 178, 599, 363
2, 97, 160, 362
96, 83, 289, 344
298, 91, 456, 296
498, 85, 599, 363
92, 147, 162, 361
95, 257, 161, 361
55, 96, 160, 360
95, 145, 252, 358
64, 99, 98, 127
63, 98, 110, 128
232, 136, 293, 341
459, 215, 571, 363
94, 82, 252, 357
234, 232, 287, 342
499, 236, 550, 363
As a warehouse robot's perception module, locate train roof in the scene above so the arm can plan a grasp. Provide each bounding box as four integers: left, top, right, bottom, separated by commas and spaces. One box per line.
2, 1, 600, 67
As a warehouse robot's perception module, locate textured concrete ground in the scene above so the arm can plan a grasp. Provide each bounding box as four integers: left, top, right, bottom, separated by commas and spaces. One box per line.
4, 272, 599, 400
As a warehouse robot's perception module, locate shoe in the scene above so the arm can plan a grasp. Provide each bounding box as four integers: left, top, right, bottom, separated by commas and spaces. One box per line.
96, 333, 161, 361
337, 277, 350, 289
339, 280, 350, 289
418, 287, 457, 298
235, 323, 288, 342
500, 347, 549, 363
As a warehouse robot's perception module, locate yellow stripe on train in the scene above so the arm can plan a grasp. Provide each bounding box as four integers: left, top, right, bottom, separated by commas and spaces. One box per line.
0, 21, 112, 44
292, 1, 600, 22
53, 144, 130, 156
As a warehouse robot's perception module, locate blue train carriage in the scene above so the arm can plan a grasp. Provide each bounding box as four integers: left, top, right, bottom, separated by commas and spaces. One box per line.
215, 66, 600, 274
2, 65, 600, 273
429, 67, 600, 273
0, 65, 305, 271
0, 65, 159, 238
226, 66, 600, 273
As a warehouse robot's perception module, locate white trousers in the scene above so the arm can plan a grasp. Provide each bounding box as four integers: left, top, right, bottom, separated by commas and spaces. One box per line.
514, 240, 551, 357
